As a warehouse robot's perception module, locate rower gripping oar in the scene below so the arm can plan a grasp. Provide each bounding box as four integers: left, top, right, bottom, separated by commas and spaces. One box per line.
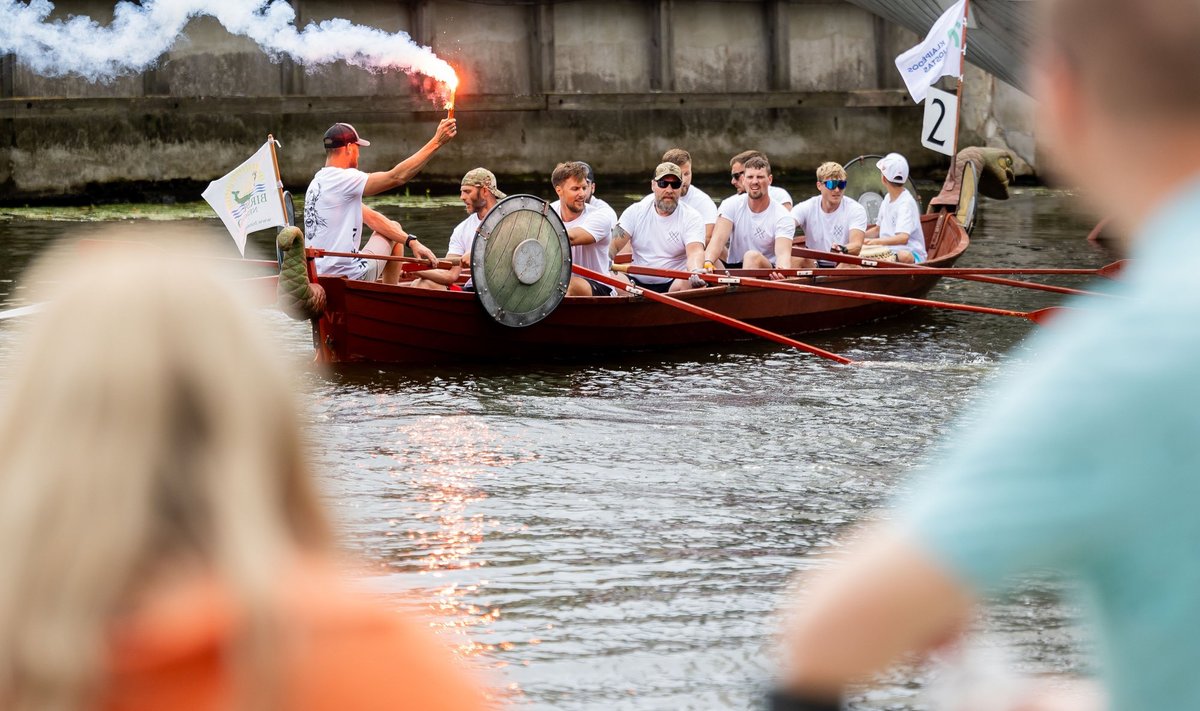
614, 264, 1067, 325
305, 248, 458, 270
572, 265, 853, 364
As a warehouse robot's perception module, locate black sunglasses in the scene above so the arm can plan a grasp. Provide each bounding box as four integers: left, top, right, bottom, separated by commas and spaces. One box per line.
730, 171, 744, 181
822, 179, 848, 191
655, 177, 682, 189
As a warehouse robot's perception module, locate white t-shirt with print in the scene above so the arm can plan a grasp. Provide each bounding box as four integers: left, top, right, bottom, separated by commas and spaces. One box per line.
447, 212, 482, 257
617, 195, 706, 284
876, 190, 926, 260
552, 200, 613, 276
791, 196, 870, 253
680, 185, 718, 226
716, 194, 796, 265
303, 166, 370, 278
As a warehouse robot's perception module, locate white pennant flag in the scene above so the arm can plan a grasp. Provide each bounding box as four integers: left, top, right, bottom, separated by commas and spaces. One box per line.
894, 0, 967, 104
202, 141, 286, 256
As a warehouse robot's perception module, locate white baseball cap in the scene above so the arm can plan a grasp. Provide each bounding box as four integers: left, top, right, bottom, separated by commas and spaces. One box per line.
876, 153, 910, 184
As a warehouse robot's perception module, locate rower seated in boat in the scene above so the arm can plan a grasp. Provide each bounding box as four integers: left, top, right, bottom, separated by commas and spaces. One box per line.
578, 161, 618, 232
861, 153, 927, 264
610, 162, 708, 293
409, 168, 504, 291
729, 150, 793, 210
663, 148, 718, 245
791, 161, 869, 266
704, 156, 796, 275
551, 162, 618, 297
304, 121, 453, 284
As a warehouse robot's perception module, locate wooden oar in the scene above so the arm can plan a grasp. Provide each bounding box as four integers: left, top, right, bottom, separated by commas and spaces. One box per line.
791, 247, 1125, 297
572, 265, 853, 364
305, 248, 457, 270
614, 264, 1065, 325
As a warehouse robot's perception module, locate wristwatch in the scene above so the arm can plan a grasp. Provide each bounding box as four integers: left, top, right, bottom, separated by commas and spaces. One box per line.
404, 234, 418, 247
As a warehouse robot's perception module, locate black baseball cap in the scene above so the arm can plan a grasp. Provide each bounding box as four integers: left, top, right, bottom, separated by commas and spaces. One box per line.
323, 123, 371, 149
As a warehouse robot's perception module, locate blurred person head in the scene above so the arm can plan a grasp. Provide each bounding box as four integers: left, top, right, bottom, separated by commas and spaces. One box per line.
460, 167, 505, 217
816, 162, 848, 210
743, 156, 771, 201
652, 162, 683, 215
552, 161, 590, 217
0, 238, 331, 711
1033, 0, 1200, 239
662, 148, 695, 196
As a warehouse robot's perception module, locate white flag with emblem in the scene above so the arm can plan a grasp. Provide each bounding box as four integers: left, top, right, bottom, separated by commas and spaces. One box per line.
202, 141, 285, 256
894, 0, 967, 104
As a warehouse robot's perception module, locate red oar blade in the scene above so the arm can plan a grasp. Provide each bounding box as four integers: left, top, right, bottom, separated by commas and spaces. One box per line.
1097, 260, 1128, 280
1026, 306, 1071, 325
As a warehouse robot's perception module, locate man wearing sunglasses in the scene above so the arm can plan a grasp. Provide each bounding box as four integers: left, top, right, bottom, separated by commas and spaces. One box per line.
610, 162, 708, 292
790, 162, 869, 264
729, 150, 793, 210
663, 148, 718, 244
705, 156, 795, 275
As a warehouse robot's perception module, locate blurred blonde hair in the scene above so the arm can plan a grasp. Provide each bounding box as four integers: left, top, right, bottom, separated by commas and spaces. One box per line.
0, 237, 332, 711
816, 162, 846, 182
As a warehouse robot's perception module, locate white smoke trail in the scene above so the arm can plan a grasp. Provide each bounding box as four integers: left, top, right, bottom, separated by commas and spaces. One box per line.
0, 0, 457, 97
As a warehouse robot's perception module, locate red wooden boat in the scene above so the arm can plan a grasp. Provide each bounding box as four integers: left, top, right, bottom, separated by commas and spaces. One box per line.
307, 212, 968, 365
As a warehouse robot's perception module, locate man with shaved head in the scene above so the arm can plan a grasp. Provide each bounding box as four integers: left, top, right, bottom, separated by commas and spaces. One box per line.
774, 1, 1200, 709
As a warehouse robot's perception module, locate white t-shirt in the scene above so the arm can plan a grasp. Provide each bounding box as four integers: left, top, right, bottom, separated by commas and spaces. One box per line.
791, 195, 870, 253
303, 166, 370, 278
876, 190, 926, 260
447, 212, 482, 257
588, 195, 619, 234
716, 193, 796, 265
617, 195, 706, 284
680, 185, 718, 226
769, 185, 793, 207
552, 200, 613, 277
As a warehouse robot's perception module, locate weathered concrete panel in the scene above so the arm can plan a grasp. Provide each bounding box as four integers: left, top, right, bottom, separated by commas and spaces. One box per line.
429, 2, 533, 96
673, 2, 769, 93
553, 2, 652, 93
787, 3, 876, 91
159, 17, 283, 98
298, 2, 416, 98
11, 1, 142, 99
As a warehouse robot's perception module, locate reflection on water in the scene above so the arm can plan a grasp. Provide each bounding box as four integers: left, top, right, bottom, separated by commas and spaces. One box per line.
0, 190, 1119, 710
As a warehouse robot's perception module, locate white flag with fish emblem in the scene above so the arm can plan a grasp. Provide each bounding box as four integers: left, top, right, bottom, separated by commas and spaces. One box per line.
202, 141, 285, 256
895, 0, 967, 103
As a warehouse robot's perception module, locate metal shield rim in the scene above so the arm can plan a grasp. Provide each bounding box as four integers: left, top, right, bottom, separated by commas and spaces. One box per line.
470, 194, 572, 328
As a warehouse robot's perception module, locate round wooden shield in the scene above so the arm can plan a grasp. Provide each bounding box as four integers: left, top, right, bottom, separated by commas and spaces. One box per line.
843, 154, 921, 224
471, 195, 571, 328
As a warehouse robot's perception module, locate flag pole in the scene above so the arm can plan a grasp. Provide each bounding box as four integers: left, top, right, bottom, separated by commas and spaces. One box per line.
267, 134, 290, 227
949, 0, 970, 161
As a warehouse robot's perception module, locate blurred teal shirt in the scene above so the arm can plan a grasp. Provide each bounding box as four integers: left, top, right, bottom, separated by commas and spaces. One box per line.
904, 177, 1200, 711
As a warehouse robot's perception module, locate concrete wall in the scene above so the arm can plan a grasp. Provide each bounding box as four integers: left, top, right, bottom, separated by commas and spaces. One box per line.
0, 0, 1037, 202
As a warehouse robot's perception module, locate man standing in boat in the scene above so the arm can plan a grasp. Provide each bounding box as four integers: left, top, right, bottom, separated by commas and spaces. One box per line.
663, 148, 719, 244
409, 168, 503, 291
610, 163, 707, 293
791, 161, 869, 263
550, 162, 618, 297
705, 156, 796, 272
729, 150, 793, 210
303, 119, 455, 284
862, 153, 926, 263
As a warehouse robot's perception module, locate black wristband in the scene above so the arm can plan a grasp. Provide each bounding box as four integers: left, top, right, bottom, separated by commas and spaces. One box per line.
765, 688, 842, 711
404, 234, 418, 247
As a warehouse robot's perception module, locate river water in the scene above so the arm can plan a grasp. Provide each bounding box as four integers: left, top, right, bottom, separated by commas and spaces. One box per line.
0, 187, 1118, 710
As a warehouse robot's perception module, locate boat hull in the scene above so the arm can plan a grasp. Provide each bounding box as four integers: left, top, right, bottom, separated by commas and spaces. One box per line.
312, 214, 968, 364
